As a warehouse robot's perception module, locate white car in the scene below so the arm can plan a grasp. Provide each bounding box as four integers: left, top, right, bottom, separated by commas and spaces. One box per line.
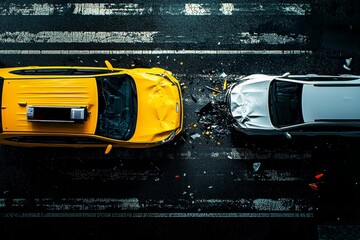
225, 73, 360, 138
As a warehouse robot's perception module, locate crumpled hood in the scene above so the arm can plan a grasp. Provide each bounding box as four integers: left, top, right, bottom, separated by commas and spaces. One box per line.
131, 72, 181, 142
229, 75, 274, 130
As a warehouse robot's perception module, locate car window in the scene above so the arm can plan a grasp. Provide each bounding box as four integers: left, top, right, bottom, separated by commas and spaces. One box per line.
269, 80, 304, 128
10, 69, 111, 75
5, 136, 108, 144
96, 74, 137, 141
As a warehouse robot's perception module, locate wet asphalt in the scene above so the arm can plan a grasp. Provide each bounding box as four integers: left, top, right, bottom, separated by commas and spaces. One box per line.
0, 0, 360, 239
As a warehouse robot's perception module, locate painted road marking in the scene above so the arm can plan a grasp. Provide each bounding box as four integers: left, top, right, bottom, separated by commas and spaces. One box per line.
0, 3, 311, 16
62, 168, 309, 182
0, 31, 308, 45
0, 50, 312, 55
16, 146, 311, 161
0, 212, 314, 218
0, 197, 313, 217
0, 31, 157, 43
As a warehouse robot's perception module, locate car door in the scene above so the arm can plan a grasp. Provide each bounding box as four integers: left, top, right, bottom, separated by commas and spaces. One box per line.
287, 124, 360, 137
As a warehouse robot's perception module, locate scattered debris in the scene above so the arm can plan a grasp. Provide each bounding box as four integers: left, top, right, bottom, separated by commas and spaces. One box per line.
346, 58, 352, 66
190, 133, 201, 139
197, 101, 215, 114
343, 57, 352, 71
191, 94, 198, 102
223, 80, 227, 90
220, 72, 227, 78
132, 58, 150, 68
315, 173, 324, 179
308, 169, 327, 192
150, 161, 160, 171
194, 90, 233, 145
343, 65, 351, 71
202, 69, 216, 75
309, 183, 319, 191
205, 85, 222, 93
208, 186, 213, 189
253, 162, 261, 172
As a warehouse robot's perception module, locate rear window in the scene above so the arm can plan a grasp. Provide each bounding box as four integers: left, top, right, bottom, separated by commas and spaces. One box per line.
269, 80, 304, 128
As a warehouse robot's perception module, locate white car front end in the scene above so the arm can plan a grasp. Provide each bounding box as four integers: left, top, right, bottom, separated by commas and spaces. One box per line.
226, 74, 276, 134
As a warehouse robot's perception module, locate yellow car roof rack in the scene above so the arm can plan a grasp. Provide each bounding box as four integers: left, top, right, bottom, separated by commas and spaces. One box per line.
26, 106, 88, 123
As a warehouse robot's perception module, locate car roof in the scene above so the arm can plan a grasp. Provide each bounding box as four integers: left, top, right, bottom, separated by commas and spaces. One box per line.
1, 77, 98, 134
298, 77, 360, 123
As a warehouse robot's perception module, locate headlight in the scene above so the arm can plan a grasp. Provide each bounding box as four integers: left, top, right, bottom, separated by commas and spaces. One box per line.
153, 131, 176, 145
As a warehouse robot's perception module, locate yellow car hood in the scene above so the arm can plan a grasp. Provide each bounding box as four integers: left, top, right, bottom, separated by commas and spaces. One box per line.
131, 73, 181, 142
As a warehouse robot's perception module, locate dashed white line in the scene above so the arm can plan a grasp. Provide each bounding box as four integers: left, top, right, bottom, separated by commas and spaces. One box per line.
0, 3, 311, 16
0, 212, 314, 218
0, 197, 313, 218
0, 31, 307, 45
0, 49, 312, 55
0, 31, 157, 43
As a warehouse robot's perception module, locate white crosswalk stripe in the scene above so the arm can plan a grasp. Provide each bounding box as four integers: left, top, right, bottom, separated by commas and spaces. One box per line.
0, 49, 312, 55
0, 2, 311, 56
0, 31, 307, 45
0, 197, 313, 217
0, 3, 311, 16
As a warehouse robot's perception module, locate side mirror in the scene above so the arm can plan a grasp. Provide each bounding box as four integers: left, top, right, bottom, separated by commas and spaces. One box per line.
284, 132, 292, 140
281, 72, 290, 77
105, 144, 113, 155
105, 60, 114, 72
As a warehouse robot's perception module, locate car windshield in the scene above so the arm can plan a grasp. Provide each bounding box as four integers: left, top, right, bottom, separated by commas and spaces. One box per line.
269, 80, 304, 128
96, 74, 137, 140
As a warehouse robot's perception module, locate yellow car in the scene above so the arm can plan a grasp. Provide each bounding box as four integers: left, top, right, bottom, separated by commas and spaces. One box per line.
0, 61, 183, 154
